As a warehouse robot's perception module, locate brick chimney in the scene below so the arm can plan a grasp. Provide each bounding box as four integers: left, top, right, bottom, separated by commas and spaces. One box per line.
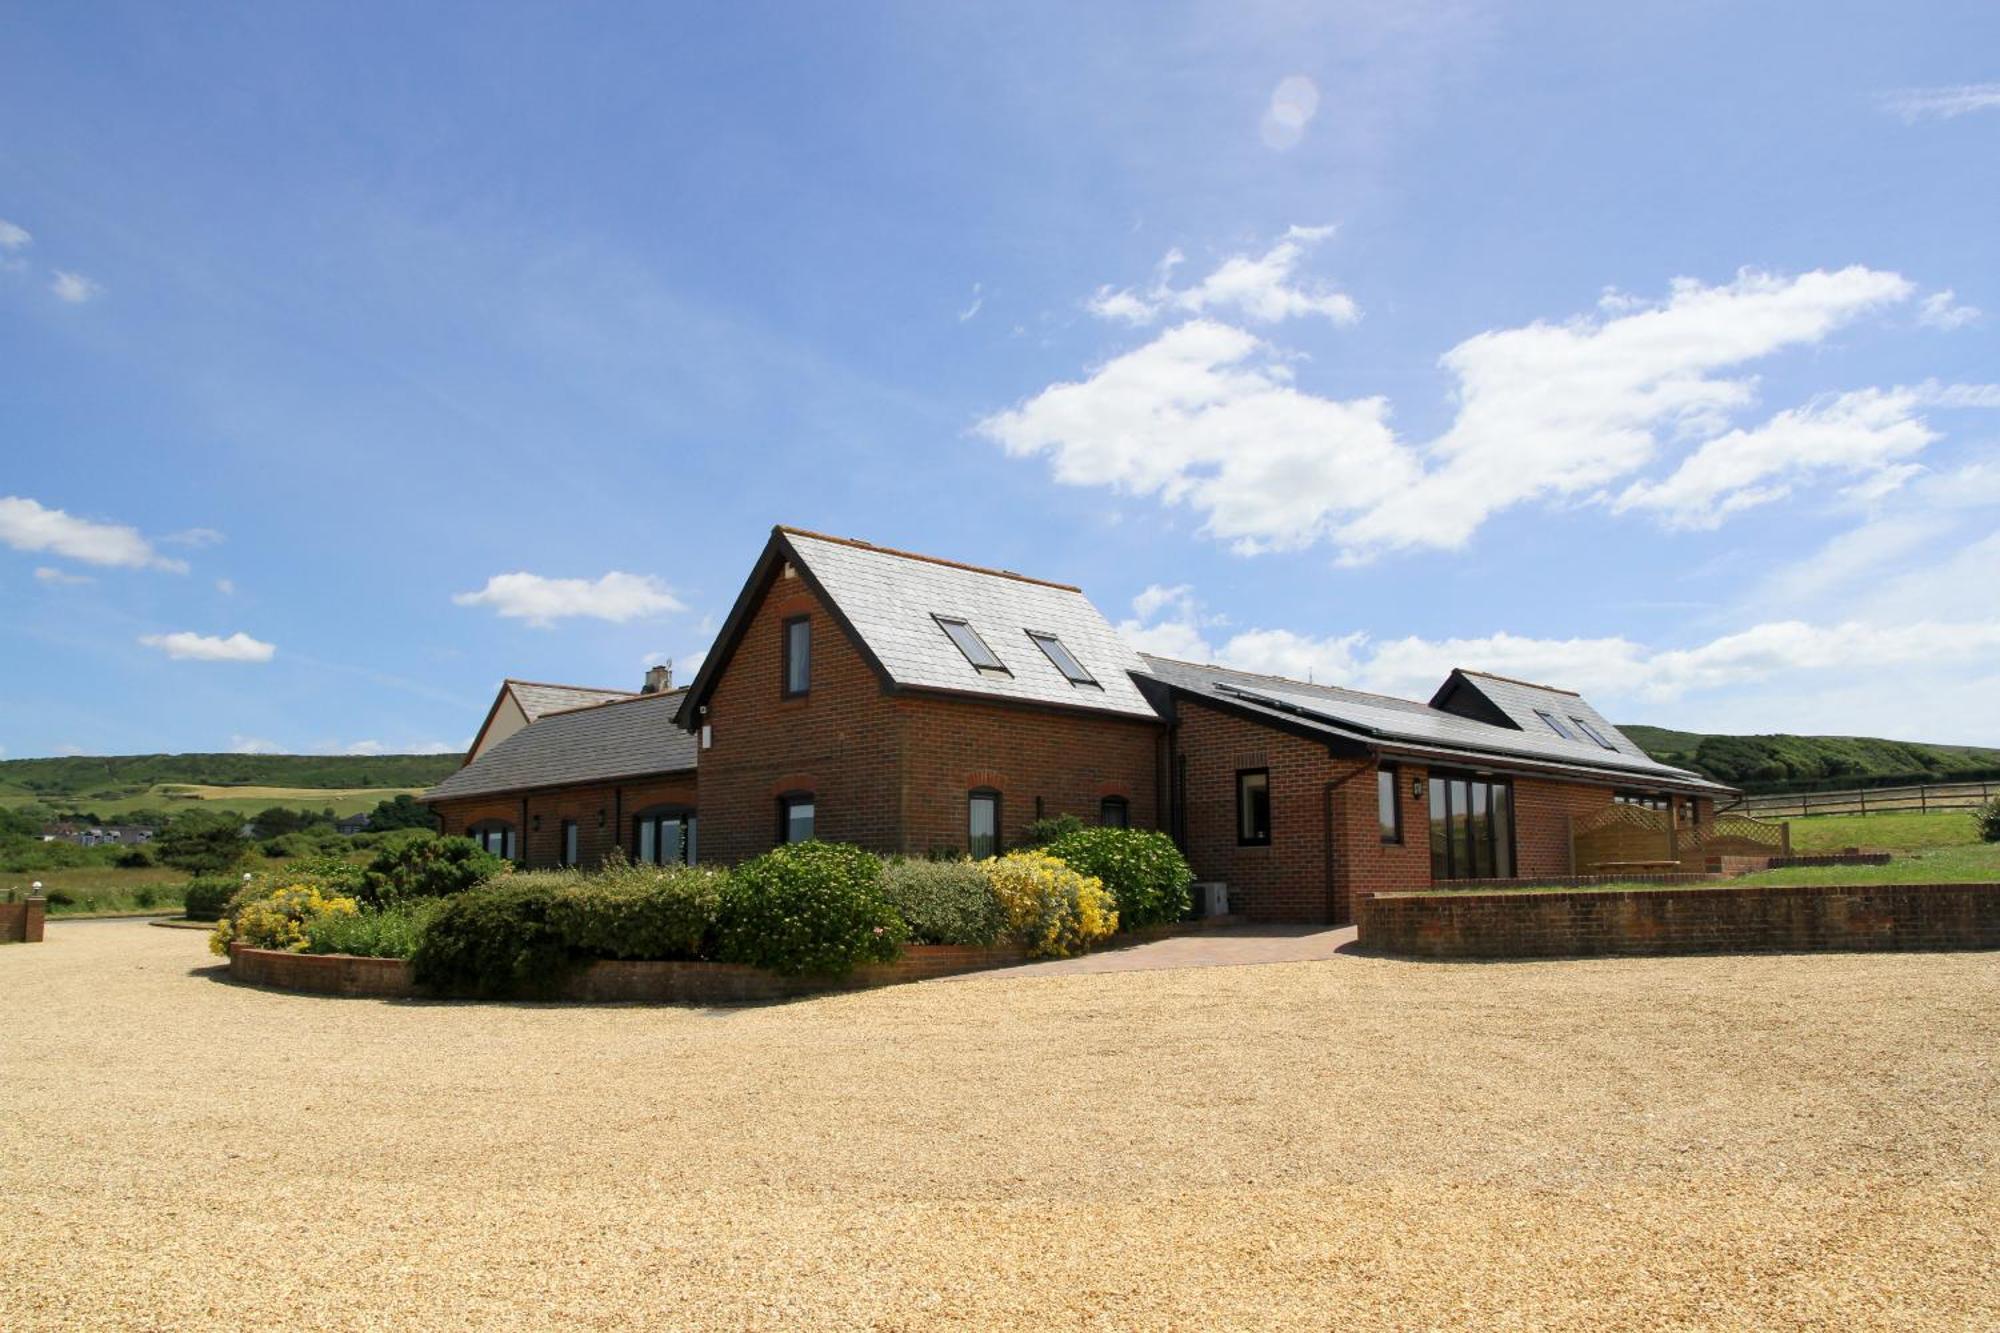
642, 662, 673, 694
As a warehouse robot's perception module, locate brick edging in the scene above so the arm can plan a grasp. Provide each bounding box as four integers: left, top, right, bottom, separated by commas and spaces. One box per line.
1357, 881, 2000, 959
226, 917, 1240, 1002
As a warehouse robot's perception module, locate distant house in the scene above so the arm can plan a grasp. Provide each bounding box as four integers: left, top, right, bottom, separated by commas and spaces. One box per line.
94, 824, 154, 846
335, 813, 372, 836
427, 525, 1736, 923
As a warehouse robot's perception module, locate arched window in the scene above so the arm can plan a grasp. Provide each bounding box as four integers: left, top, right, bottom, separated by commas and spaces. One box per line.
1098, 796, 1129, 829
633, 805, 697, 865
968, 788, 1000, 859
468, 820, 517, 861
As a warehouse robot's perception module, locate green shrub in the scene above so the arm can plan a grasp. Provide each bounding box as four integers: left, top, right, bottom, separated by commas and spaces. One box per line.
543, 863, 725, 961
181, 877, 236, 921
715, 842, 904, 976
360, 835, 503, 905
304, 897, 446, 959
1020, 813, 1086, 848
113, 845, 154, 868
410, 882, 571, 997
1978, 797, 2000, 844
133, 886, 158, 908
978, 850, 1117, 958
210, 883, 361, 955
1045, 827, 1193, 929
880, 858, 1004, 945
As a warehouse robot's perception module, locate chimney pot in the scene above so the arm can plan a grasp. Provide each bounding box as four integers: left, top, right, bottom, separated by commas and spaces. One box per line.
643, 662, 673, 694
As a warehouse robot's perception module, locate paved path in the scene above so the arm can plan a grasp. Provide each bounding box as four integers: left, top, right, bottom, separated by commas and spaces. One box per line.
949, 922, 1356, 979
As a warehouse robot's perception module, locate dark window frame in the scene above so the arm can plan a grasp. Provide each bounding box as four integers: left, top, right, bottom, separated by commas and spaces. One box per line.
1236, 768, 1272, 847
1425, 772, 1516, 880
967, 787, 1001, 859
777, 792, 816, 845
934, 614, 1010, 674
1026, 630, 1100, 688
781, 615, 811, 698
1377, 765, 1402, 844
1534, 709, 1575, 740
632, 804, 697, 865
1099, 795, 1130, 828
468, 819, 518, 863
1569, 715, 1618, 750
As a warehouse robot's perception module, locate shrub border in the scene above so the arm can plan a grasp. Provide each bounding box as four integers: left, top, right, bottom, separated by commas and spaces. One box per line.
226, 916, 1243, 1002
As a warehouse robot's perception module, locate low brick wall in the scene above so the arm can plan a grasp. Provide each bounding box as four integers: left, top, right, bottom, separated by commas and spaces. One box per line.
229, 940, 1038, 1002
1432, 872, 1720, 892
1766, 853, 1893, 869
1, 897, 46, 944
1357, 882, 2000, 960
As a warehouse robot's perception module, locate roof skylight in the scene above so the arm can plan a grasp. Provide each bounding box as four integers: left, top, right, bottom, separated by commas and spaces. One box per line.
934, 615, 1008, 673
1028, 631, 1098, 686
1534, 709, 1576, 740
1570, 715, 1618, 750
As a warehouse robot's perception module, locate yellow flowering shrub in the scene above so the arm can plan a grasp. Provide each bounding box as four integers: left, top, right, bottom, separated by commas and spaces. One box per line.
209, 883, 361, 956
978, 850, 1117, 959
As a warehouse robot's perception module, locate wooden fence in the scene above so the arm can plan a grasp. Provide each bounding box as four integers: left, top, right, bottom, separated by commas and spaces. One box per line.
1568, 804, 1788, 874
1734, 780, 1998, 820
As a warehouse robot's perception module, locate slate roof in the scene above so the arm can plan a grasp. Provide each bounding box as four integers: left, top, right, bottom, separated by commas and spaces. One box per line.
1139, 655, 1732, 793
680, 528, 1161, 723
508, 680, 637, 720
1432, 669, 1660, 767
424, 689, 696, 802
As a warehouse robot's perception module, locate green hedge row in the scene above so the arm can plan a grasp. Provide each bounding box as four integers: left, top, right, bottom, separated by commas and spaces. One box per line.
220, 828, 1196, 998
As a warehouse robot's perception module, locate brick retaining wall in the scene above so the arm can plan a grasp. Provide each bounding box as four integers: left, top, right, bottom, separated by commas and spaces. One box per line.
1431, 872, 1721, 892
1357, 882, 2000, 960
1, 897, 46, 944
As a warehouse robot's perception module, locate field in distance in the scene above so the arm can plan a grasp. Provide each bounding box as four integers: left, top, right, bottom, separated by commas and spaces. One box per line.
0, 784, 431, 822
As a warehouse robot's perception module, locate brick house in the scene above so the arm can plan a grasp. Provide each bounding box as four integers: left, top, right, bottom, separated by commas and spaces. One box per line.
427, 525, 1733, 922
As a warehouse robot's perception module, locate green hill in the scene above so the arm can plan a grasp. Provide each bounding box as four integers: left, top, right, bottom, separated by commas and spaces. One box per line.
0, 753, 463, 803
1619, 726, 2000, 792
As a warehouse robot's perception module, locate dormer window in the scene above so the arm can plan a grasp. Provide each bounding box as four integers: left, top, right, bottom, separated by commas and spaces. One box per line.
1028, 631, 1098, 687
1570, 716, 1617, 750
1534, 709, 1575, 740
935, 615, 1008, 673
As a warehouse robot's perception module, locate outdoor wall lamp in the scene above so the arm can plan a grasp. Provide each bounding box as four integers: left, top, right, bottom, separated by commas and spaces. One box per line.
1412, 777, 1425, 801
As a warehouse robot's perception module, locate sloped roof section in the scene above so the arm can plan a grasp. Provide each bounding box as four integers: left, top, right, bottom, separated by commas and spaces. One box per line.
425, 690, 695, 802
509, 680, 637, 720
1432, 669, 1658, 764
1141, 655, 1732, 793
779, 529, 1162, 720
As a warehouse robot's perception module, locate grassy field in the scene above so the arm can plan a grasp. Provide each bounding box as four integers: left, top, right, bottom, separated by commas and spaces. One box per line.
0, 782, 425, 822
4, 865, 192, 916
1784, 808, 1980, 853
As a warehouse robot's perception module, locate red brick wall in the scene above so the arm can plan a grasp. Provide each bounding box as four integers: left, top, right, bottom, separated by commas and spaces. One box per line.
695, 566, 903, 864
1510, 777, 1617, 877
1359, 881, 2000, 959
1332, 760, 1435, 921
1173, 699, 1339, 923
895, 694, 1160, 856
434, 772, 698, 870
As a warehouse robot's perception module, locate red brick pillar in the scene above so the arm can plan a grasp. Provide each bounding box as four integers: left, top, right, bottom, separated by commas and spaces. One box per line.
24, 896, 45, 943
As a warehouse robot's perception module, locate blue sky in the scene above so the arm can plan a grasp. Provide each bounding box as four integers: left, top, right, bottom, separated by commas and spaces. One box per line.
3, 2, 1998, 758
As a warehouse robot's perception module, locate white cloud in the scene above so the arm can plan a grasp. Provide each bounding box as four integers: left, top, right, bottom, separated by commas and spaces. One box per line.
981, 318, 1412, 554
1085, 226, 1356, 328
0, 496, 185, 571
54, 744, 92, 757
33, 566, 93, 586
1918, 290, 1980, 330
452, 570, 684, 627
163, 527, 226, 548
215, 578, 236, 596
50, 270, 100, 303
958, 282, 983, 323
1881, 83, 2000, 122
230, 735, 283, 755
1260, 74, 1320, 150
408, 740, 460, 755
0, 219, 29, 251
1613, 386, 1936, 528
342, 740, 387, 756
139, 630, 276, 663
993, 266, 1920, 558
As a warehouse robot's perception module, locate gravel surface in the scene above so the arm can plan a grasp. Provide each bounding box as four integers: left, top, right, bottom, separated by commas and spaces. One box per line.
2, 921, 1994, 1330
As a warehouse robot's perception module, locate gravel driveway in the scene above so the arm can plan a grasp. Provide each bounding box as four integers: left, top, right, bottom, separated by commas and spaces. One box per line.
2, 920, 1994, 1330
